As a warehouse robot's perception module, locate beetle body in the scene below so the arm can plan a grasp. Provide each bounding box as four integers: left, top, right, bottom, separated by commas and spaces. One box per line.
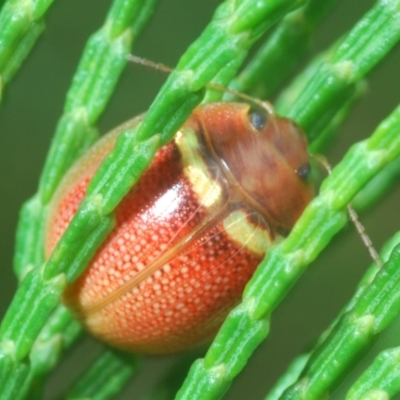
46, 103, 313, 354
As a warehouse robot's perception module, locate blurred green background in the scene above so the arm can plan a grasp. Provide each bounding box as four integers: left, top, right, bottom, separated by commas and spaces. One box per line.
1, 0, 400, 398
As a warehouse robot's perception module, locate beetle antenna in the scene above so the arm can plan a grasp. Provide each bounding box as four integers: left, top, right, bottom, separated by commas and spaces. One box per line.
127, 55, 275, 115
346, 206, 383, 268
312, 155, 383, 268
127, 55, 173, 74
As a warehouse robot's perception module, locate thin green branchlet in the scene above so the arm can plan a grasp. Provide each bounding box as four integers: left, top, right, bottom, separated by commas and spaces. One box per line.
13, 0, 158, 282
141, 353, 203, 400
0, 0, 54, 102
228, 0, 339, 99
275, 39, 367, 153
284, 0, 400, 140
64, 348, 140, 400
263, 231, 400, 400
346, 347, 400, 399
0, 0, 158, 397
39, 0, 159, 205
16, 305, 81, 400
10, 0, 158, 390
264, 355, 309, 400
351, 156, 400, 213
344, 243, 400, 400
280, 240, 400, 399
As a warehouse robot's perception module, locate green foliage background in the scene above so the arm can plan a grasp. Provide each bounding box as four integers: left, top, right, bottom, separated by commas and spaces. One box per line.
1, 0, 400, 398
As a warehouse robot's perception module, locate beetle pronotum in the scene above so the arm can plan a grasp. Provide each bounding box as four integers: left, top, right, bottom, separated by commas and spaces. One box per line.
46, 102, 314, 354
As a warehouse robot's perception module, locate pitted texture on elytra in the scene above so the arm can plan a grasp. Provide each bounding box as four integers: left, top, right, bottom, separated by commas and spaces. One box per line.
47, 135, 263, 353
89, 219, 260, 353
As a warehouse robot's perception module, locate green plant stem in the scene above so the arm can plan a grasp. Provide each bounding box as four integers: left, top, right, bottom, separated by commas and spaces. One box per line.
346, 347, 400, 399
14, 0, 157, 282
39, 0, 158, 204
0, 1, 157, 397
0, 0, 54, 102
352, 156, 400, 213
64, 348, 139, 400
274, 40, 339, 114
229, 0, 339, 99
286, 0, 400, 141
274, 20, 399, 210
273, 39, 367, 151
133, 0, 306, 146
143, 351, 204, 400
281, 240, 400, 399
14, 195, 46, 279
264, 355, 309, 400
205, 0, 336, 104
263, 231, 400, 399
16, 305, 81, 400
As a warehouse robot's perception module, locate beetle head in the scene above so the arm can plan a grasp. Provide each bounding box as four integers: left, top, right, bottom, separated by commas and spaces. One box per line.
194, 102, 314, 235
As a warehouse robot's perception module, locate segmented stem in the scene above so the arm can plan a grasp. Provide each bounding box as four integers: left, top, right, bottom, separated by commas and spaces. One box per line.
286, 0, 400, 140
0, 0, 157, 397
0, 0, 54, 101
263, 231, 400, 399
64, 348, 139, 400
346, 347, 400, 399
229, 0, 339, 99
16, 305, 81, 400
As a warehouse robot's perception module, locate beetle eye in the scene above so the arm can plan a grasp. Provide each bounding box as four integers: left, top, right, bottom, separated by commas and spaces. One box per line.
296, 163, 311, 181
249, 111, 267, 130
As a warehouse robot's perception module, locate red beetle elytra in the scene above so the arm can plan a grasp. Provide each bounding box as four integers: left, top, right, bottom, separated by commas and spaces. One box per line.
46, 102, 314, 354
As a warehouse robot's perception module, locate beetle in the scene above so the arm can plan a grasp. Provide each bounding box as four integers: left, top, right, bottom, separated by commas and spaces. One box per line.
45, 102, 314, 354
